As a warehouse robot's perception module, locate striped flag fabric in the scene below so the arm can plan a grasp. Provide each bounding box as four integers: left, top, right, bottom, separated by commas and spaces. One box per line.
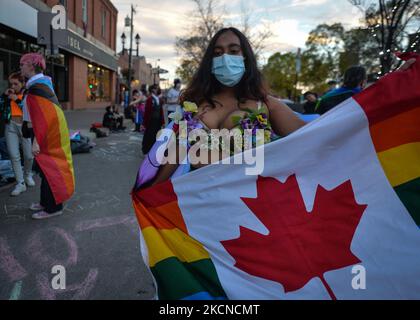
132, 55, 420, 300
27, 82, 75, 204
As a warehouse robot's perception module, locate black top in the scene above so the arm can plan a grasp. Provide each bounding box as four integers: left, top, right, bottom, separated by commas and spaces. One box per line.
316, 91, 355, 115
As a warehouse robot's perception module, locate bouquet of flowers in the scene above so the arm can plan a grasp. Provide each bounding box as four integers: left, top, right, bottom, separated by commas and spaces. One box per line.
231, 108, 274, 148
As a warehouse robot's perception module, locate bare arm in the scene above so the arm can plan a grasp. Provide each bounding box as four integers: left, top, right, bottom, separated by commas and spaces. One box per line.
32, 136, 40, 156
266, 96, 306, 136
129, 98, 142, 106
150, 137, 187, 186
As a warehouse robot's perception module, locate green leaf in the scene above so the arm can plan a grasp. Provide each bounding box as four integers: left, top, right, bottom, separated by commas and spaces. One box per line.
231, 115, 243, 125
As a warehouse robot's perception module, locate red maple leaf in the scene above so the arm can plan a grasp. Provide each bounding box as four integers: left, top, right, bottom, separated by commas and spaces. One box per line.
221, 175, 367, 300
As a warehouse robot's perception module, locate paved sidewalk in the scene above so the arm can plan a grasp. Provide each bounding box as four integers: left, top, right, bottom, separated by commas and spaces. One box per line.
0, 111, 152, 300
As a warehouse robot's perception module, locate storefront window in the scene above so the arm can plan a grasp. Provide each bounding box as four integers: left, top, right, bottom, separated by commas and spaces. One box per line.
0, 50, 8, 94
0, 26, 69, 103
87, 64, 110, 102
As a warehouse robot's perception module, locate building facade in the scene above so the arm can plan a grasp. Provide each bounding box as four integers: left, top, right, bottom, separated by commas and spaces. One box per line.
0, 0, 118, 110
118, 51, 154, 90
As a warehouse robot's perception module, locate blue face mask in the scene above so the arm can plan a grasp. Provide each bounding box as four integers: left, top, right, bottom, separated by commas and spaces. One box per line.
212, 54, 245, 87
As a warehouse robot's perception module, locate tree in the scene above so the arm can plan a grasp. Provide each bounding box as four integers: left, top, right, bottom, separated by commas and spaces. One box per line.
305, 23, 346, 81
300, 50, 334, 94
348, 0, 420, 74
339, 27, 380, 74
262, 52, 299, 99
175, 0, 224, 83
175, 0, 273, 83
237, 1, 273, 61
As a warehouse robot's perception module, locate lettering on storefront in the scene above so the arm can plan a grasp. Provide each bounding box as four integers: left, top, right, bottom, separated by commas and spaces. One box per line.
38, 13, 118, 71
68, 36, 81, 51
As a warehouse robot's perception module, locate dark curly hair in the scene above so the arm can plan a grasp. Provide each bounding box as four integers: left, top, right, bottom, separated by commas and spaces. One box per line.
181, 27, 268, 108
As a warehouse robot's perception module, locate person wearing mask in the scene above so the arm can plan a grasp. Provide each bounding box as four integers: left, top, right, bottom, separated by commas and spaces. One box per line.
20, 53, 75, 220
315, 66, 367, 115
147, 27, 306, 185
0, 72, 35, 196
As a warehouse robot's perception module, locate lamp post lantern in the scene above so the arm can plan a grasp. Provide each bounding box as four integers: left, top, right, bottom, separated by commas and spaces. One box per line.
135, 34, 141, 57
121, 33, 126, 54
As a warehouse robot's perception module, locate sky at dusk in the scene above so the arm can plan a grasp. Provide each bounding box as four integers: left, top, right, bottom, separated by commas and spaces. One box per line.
113, 0, 365, 83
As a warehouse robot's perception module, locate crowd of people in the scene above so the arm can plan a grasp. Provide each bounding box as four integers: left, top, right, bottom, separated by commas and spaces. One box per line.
102, 79, 183, 154
0, 53, 74, 220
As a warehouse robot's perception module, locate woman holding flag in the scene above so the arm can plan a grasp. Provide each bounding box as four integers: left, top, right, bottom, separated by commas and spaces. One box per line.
131, 24, 418, 300
136, 27, 307, 187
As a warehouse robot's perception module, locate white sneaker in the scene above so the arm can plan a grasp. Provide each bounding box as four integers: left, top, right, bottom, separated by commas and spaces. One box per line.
25, 175, 36, 187
32, 210, 63, 220
10, 182, 27, 197
29, 203, 45, 212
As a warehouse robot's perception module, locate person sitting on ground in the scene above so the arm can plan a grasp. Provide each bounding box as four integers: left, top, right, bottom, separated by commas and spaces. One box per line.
302, 91, 319, 115
315, 66, 367, 115
112, 105, 126, 131
103, 106, 117, 130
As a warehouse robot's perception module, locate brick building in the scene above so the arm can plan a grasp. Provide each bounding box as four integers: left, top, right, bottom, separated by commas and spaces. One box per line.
118, 51, 154, 91
0, 0, 118, 110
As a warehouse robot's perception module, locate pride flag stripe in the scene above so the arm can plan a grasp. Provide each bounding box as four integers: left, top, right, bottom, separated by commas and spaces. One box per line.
27, 84, 75, 204
133, 181, 227, 300
354, 57, 420, 227
369, 107, 420, 153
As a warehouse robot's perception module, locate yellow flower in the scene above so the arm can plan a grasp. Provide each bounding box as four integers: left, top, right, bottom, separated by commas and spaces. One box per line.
183, 101, 198, 113
257, 114, 268, 125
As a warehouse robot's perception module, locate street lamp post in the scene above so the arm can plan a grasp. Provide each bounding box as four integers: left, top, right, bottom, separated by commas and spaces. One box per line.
125, 5, 136, 117
121, 33, 126, 54
135, 34, 141, 57
154, 59, 160, 85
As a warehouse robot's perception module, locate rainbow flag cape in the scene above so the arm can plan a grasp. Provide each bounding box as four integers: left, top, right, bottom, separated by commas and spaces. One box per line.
132, 54, 420, 300
26, 76, 75, 204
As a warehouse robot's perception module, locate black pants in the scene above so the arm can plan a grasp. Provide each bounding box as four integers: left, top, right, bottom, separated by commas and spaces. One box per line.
38, 164, 63, 214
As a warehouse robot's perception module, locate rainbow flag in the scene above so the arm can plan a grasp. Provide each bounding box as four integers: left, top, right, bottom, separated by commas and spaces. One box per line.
26, 78, 75, 204
133, 182, 227, 300
353, 55, 419, 226
132, 55, 420, 300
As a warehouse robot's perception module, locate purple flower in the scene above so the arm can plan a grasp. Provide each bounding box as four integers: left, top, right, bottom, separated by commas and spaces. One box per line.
184, 112, 194, 122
